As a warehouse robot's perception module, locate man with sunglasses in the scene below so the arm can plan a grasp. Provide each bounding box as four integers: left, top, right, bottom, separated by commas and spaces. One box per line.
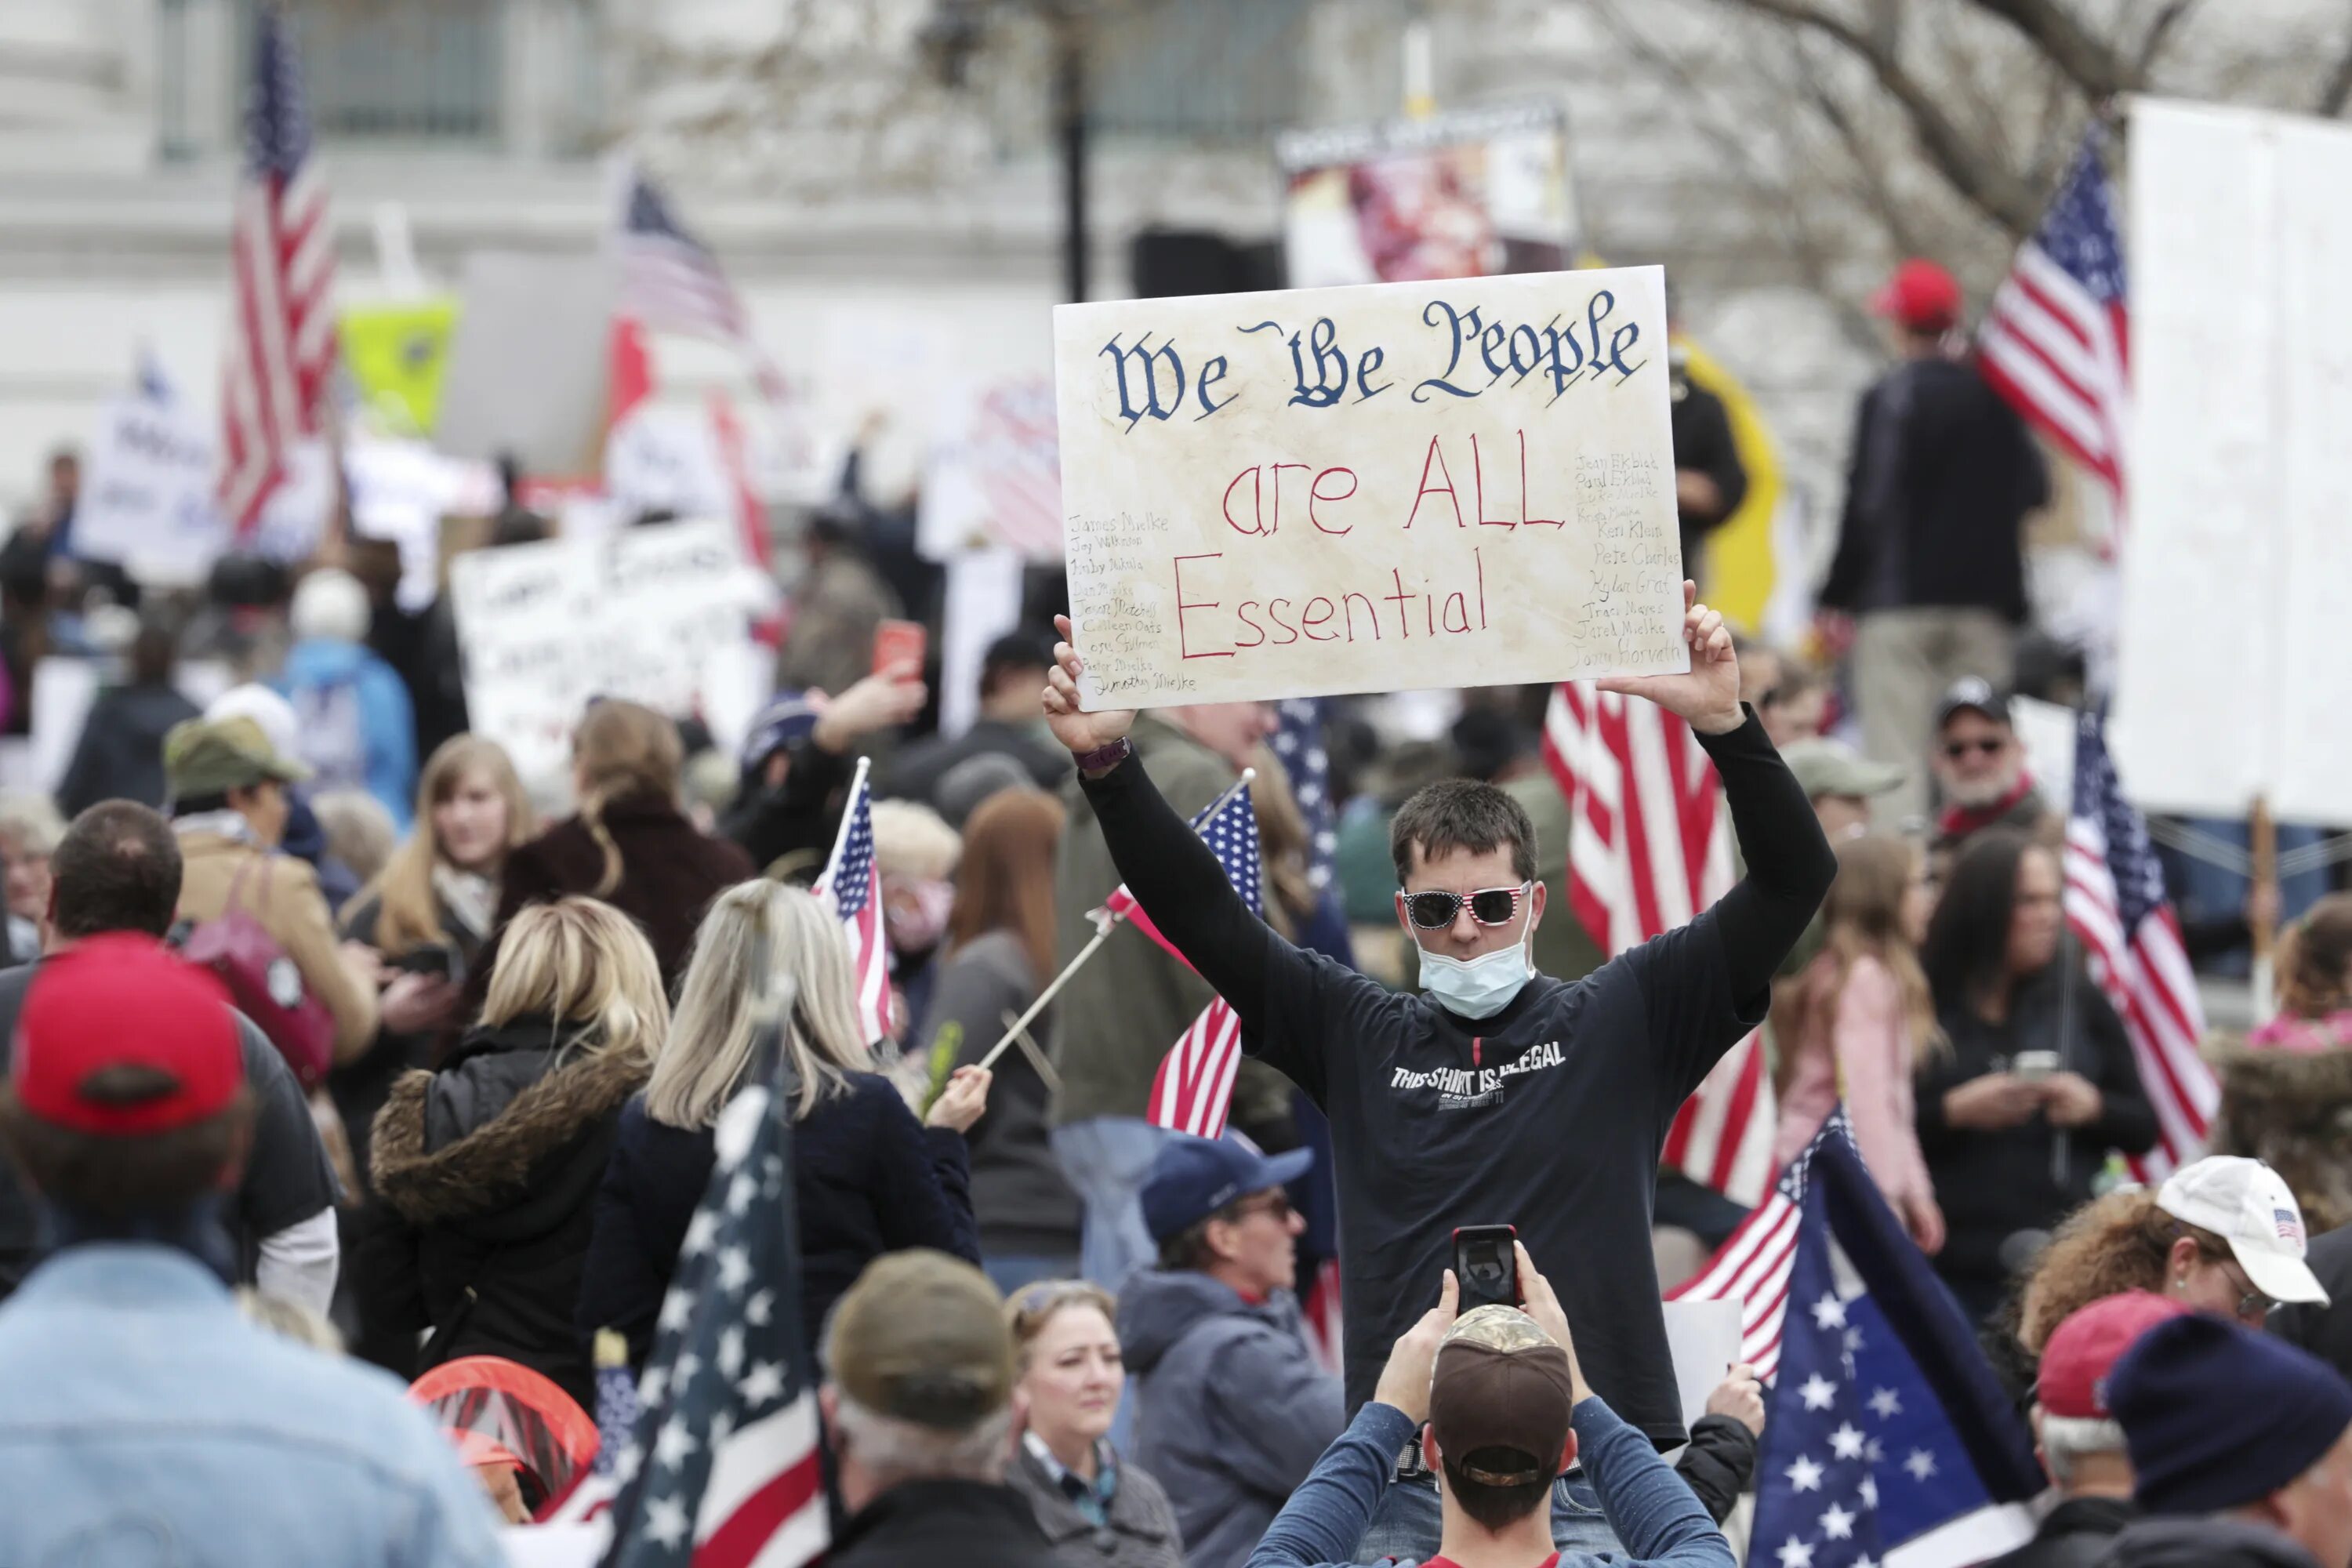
1120, 1135, 1344, 1568
1930, 678, 2047, 852
1044, 582, 1835, 1559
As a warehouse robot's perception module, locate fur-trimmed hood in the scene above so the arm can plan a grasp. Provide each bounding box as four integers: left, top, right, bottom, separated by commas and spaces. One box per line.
2210, 1040, 2352, 1233
371, 1027, 649, 1226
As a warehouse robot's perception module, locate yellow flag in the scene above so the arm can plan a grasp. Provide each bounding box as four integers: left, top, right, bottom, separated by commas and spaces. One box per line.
339, 298, 460, 437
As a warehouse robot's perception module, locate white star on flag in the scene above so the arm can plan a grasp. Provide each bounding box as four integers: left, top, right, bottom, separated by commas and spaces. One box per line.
657, 1287, 698, 1334
1811, 1294, 1847, 1330
717, 1246, 753, 1291
1785, 1454, 1825, 1493
1820, 1503, 1857, 1541
727, 1171, 757, 1214
1904, 1449, 1938, 1482
745, 1289, 775, 1327
740, 1361, 788, 1405
1854, 1555, 1877, 1568
1864, 1438, 1884, 1465
1859, 1474, 1878, 1509
717, 1324, 746, 1377
1867, 1387, 1902, 1419
653, 1417, 699, 1472
1830, 1423, 1866, 1460
643, 1495, 691, 1549
1798, 1374, 1837, 1410
1844, 1326, 1864, 1352
681, 1210, 720, 1257
1776, 1536, 1815, 1568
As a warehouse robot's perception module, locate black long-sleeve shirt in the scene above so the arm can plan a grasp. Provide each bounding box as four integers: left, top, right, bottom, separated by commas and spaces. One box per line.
1081, 706, 1834, 1446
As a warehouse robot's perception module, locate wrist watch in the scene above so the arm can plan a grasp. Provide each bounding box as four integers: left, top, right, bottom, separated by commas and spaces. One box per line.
1074, 736, 1133, 776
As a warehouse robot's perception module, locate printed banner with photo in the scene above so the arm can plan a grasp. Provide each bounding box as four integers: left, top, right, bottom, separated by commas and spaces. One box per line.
1276, 103, 1577, 289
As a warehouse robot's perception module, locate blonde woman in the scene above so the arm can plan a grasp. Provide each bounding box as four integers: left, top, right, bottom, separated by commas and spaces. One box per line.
486, 700, 753, 993
359, 897, 667, 1410
1003, 1281, 1183, 1568
337, 736, 537, 1193
577, 881, 989, 1367
1772, 833, 1945, 1254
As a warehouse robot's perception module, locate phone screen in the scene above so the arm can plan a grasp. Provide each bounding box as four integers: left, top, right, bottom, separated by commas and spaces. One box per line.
1454, 1225, 1519, 1310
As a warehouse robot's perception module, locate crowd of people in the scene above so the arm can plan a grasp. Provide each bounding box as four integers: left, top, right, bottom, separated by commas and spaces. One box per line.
6, 258, 2352, 1568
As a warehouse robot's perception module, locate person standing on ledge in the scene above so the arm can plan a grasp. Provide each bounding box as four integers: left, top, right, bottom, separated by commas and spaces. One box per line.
1040, 582, 1835, 1559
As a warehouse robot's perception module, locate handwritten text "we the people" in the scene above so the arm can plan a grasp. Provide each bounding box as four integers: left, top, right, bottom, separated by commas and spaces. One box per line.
1095, 290, 1650, 433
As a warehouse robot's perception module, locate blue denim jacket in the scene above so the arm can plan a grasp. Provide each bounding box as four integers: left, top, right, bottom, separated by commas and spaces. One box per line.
0, 1243, 507, 1567
1245, 1397, 1735, 1568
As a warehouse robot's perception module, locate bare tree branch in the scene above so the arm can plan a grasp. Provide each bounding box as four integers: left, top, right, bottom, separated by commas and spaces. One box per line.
1715, 0, 2044, 235
2130, 0, 2201, 83
1964, 0, 2133, 99
2318, 20, 2352, 115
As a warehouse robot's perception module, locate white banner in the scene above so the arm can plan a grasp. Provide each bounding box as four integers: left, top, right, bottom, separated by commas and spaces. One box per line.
449, 521, 768, 793
1054, 265, 1686, 710
72, 393, 227, 580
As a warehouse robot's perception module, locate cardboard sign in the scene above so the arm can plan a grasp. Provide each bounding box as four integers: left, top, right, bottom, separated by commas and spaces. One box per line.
449, 521, 768, 793
72, 392, 227, 580
1054, 266, 1687, 710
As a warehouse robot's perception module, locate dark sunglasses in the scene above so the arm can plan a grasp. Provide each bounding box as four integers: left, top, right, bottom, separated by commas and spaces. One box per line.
1225, 1192, 1295, 1223
1402, 884, 1530, 930
1943, 737, 2006, 760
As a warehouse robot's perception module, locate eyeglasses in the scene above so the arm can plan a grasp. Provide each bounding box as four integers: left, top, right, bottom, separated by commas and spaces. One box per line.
1942, 738, 2007, 760
1401, 884, 1531, 930
2223, 1263, 2278, 1325
1224, 1192, 1295, 1223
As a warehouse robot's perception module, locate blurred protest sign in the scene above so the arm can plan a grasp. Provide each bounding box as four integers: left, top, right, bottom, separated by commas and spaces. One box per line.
72, 387, 226, 583
437, 251, 613, 477
605, 405, 733, 522
450, 520, 768, 792
1054, 265, 1686, 710
340, 298, 460, 437
919, 376, 1063, 561
1277, 103, 1576, 289
345, 438, 500, 611
2115, 99, 2352, 823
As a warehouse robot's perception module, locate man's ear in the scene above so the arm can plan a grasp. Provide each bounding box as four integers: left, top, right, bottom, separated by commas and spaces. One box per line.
1421, 1426, 1441, 1475
1395, 890, 1414, 941
1526, 878, 1547, 932
1559, 1432, 1577, 1477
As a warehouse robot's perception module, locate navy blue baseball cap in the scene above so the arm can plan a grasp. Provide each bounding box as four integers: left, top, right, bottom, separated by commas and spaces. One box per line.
741, 689, 822, 772
1141, 1134, 1314, 1243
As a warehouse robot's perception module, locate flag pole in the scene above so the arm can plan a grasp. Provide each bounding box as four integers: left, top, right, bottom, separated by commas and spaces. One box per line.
976, 765, 1255, 1072
815, 755, 871, 894
2251, 793, 2279, 1027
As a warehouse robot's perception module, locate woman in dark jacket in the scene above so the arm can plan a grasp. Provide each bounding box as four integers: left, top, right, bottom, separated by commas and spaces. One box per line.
479, 699, 753, 1002
1917, 828, 2159, 1322
358, 896, 668, 1410
578, 880, 989, 1367
915, 787, 1081, 1293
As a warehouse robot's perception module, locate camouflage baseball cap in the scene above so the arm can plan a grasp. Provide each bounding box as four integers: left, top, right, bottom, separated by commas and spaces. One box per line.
826, 1250, 1014, 1431
163, 714, 311, 800
1428, 1305, 1577, 1486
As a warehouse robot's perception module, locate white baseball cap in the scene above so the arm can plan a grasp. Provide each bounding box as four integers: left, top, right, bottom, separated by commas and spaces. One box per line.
2155, 1156, 2330, 1307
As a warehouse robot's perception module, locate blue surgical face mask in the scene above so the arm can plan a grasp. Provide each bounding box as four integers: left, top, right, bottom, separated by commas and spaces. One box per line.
1416, 934, 1533, 1020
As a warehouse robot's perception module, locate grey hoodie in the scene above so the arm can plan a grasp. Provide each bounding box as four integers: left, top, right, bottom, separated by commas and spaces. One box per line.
1117, 1269, 1346, 1568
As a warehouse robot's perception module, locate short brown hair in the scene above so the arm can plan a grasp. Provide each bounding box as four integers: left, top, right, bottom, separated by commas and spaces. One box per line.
1438, 1452, 1551, 1530
50, 801, 183, 939
0, 1077, 252, 1220
1388, 779, 1537, 884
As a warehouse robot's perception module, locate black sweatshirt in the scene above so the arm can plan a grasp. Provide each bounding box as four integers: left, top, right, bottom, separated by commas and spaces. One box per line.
1080, 705, 1835, 1448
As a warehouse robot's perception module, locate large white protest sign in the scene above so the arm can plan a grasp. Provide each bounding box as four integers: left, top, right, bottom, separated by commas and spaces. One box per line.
72, 393, 227, 581
450, 521, 768, 794
2117, 99, 2352, 823
1054, 266, 1686, 710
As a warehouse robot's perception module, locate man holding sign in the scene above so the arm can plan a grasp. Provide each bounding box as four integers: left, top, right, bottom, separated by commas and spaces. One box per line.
1041, 583, 1831, 1556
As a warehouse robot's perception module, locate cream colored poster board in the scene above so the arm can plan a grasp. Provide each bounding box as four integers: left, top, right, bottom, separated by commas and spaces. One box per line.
1054, 266, 1687, 710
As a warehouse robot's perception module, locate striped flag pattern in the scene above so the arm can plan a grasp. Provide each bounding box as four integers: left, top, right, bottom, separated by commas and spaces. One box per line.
1142, 785, 1262, 1140
1978, 132, 2129, 531
814, 759, 892, 1045
1542, 681, 1776, 1204
1667, 1165, 1802, 1383
617, 167, 786, 401
220, 5, 337, 535
2064, 709, 2215, 1181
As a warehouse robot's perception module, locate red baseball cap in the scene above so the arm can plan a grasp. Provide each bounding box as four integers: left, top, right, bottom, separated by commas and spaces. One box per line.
12, 935, 242, 1136
2037, 1291, 2189, 1419
1870, 259, 1963, 332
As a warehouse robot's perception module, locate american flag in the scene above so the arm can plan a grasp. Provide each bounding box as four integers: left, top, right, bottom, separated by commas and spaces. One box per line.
1978, 132, 2129, 530
971, 379, 1064, 560
2063, 709, 2214, 1181
1751, 1112, 2041, 1568
617, 166, 787, 402
541, 1331, 643, 1526
815, 758, 891, 1044
598, 1062, 826, 1568
1269, 699, 1339, 894
1668, 1160, 1803, 1383
1100, 783, 1262, 1140
219, 5, 338, 535
1541, 682, 1775, 1203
